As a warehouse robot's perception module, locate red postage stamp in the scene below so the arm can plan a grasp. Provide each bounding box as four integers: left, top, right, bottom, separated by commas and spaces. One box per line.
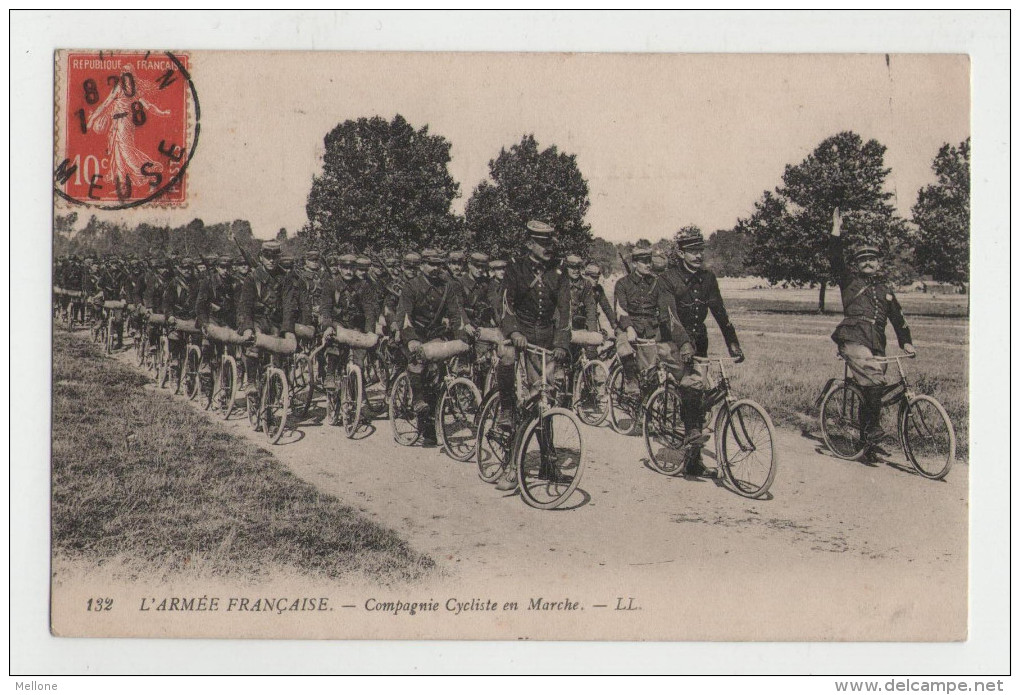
54, 50, 198, 209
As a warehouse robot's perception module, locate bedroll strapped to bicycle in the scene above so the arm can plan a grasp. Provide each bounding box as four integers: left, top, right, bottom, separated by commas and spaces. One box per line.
475, 327, 505, 345
294, 323, 316, 340
204, 324, 248, 345
148, 313, 168, 325
570, 330, 604, 347
421, 339, 470, 361
173, 319, 201, 334
103, 300, 127, 310
255, 330, 297, 355
333, 327, 378, 349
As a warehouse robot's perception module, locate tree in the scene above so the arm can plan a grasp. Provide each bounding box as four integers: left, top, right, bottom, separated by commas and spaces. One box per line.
740, 131, 911, 312
304, 114, 463, 254
912, 138, 970, 289
465, 134, 592, 259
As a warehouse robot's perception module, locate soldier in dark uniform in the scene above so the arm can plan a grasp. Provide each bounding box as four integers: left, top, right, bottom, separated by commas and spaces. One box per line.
395, 249, 466, 446
613, 244, 665, 396
494, 221, 572, 490
319, 253, 381, 368
299, 250, 327, 327
564, 254, 598, 331
160, 257, 199, 374
828, 208, 914, 458
446, 250, 467, 281
196, 256, 236, 331
235, 241, 297, 380
651, 250, 670, 276
486, 258, 507, 321
656, 230, 744, 475
458, 251, 493, 329
582, 262, 617, 333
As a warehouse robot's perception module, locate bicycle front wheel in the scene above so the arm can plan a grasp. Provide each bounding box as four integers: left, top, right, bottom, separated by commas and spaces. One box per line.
515, 407, 585, 510
573, 360, 611, 427
716, 399, 778, 499
437, 377, 482, 462
262, 367, 290, 444
218, 354, 238, 420
900, 395, 955, 480
388, 370, 421, 446
820, 382, 867, 460
290, 353, 315, 420
183, 344, 202, 400
643, 386, 689, 476
476, 391, 511, 483
341, 364, 364, 439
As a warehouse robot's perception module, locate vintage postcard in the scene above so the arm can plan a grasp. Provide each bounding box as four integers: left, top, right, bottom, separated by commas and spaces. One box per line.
49, 49, 970, 642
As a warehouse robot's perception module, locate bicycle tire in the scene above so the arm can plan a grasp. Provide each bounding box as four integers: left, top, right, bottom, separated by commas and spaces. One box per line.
642, 386, 689, 476
437, 377, 482, 462
607, 364, 639, 435
218, 355, 237, 420
716, 399, 778, 499
573, 359, 611, 427
514, 407, 585, 510
819, 382, 867, 460
262, 367, 289, 444
156, 336, 172, 389
476, 391, 511, 483
135, 327, 147, 366
900, 394, 956, 480
341, 364, 364, 439
183, 344, 202, 400
105, 315, 115, 354
290, 353, 315, 420
388, 370, 421, 446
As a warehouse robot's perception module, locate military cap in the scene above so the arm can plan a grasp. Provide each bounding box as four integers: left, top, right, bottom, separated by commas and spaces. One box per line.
651, 252, 669, 272
676, 230, 706, 250
305, 250, 320, 262
447, 250, 466, 263
217, 255, 234, 267
180, 257, 196, 268
384, 255, 399, 267
403, 252, 422, 266
488, 258, 508, 270
355, 256, 372, 269
852, 245, 881, 262
260, 240, 283, 256
564, 254, 585, 268
526, 220, 555, 244
280, 255, 295, 269
468, 251, 490, 265
631, 243, 653, 262
583, 263, 601, 278
421, 248, 447, 264
201, 254, 217, 265
338, 253, 357, 267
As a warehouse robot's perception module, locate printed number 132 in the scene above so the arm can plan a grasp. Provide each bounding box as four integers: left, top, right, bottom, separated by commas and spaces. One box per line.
86, 598, 113, 611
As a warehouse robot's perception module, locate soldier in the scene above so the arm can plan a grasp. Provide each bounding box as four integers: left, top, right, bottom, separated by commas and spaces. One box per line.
828, 208, 914, 459
582, 262, 617, 333
613, 243, 663, 397
656, 229, 744, 475
446, 250, 467, 281
319, 253, 381, 369
486, 258, 508, 325
160, 257, 200, 375
458, 251, 493, 329
196, 256, 236, 331
651, 250, 670, 276
354, 256, 372, 283
235, 241, 297, 379
300, 250, 327, 326
564, 254, 598, 332
494, 221, 572, 490
395, 248, 467, 446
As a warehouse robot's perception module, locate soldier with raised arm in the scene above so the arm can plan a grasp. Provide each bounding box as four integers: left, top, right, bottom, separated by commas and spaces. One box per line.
828, 207, 914, 459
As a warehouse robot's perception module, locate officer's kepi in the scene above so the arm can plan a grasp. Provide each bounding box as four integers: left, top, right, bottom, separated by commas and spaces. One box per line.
526, 220, 555, 245
852, 245, 881, 263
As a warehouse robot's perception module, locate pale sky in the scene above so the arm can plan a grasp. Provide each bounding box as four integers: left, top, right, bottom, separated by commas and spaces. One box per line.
57, 52, 969, 243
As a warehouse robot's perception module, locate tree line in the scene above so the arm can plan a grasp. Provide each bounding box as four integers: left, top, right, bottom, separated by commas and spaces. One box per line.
56, 113, 969, 312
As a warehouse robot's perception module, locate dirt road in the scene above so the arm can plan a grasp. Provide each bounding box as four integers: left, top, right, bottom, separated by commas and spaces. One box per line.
103, 345, 969, 640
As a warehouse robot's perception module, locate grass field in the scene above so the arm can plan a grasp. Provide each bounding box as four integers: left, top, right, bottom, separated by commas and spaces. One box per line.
51, 332, 435, 583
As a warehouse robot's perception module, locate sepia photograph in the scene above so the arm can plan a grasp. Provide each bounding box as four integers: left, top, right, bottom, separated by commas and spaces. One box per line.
11, 9, 1010, 677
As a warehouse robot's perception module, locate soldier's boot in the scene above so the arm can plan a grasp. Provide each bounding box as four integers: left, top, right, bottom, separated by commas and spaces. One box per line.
408, 369, 429, 416
495, 364, 516, 428
621, 354, 641, 399
679, 387, 714, 476
863, 386, 889, 458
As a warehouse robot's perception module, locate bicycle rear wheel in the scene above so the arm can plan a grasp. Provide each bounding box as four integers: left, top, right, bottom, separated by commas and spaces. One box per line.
573, 360, 611, 427
262, 367, 289, 444
341, 364, 364, 439
607, 364, 639, 435
476, 391, 511, 483
642, 386, 689, 476
183, 344, 202, 400
156, 337, 172, 389
388, 370, 421, 446
289, 353, 315, 420
716, 399, 778, 499
515, 407, 585, 509
820, 382, 867, 460
437, 377, 482, 462
900, 395, 955, 480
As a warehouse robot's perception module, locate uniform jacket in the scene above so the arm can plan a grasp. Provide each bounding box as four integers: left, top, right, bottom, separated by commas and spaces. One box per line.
235, 266, 295, 334
161, 272, 197, 319
656, 264, 739, 356
458, 273, 496, 328
196, 271, 236, 329
396, 272, 465, 344
568, 277, 599, 331
319, 275, 380, 334
828, 236, 911, 354
614, 271, 662, 337
500, 256, 570, 350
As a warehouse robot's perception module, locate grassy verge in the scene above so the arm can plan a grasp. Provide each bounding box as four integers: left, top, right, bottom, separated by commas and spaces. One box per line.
52, 332, 435, 583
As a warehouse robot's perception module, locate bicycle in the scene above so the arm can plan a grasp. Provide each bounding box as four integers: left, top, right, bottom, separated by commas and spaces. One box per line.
643, 355, 778, 498
606, 338, 660, 435
317, 327, 379, 438
818, 353, 955, 480
565, 331, 614, 427
475, 342, 586, 510
243, 331, 296, 444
